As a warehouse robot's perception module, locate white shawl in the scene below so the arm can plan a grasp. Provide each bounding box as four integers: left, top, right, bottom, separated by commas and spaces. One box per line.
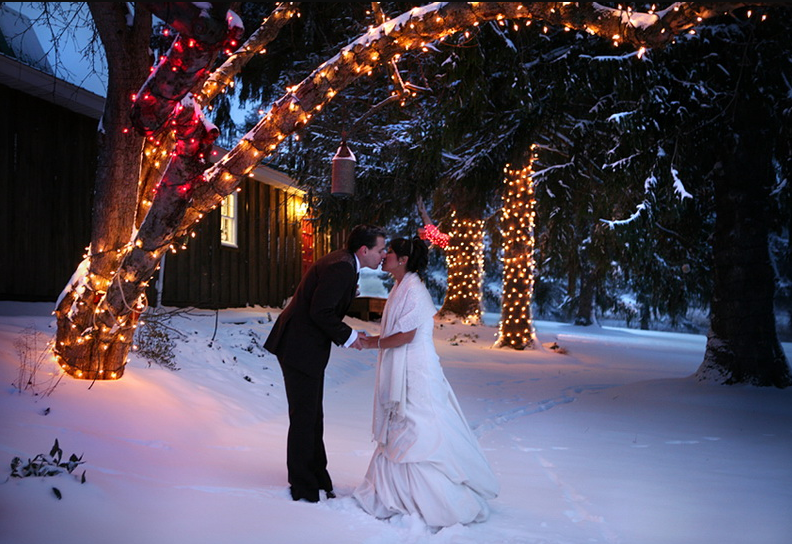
372, 272, 435, 445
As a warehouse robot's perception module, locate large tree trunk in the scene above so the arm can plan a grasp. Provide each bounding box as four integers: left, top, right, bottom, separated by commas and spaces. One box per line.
696, 96, 791, 387
639, 303, 651, 330
53, 2, 236, 379
53, 4, 152, 379
439, 211, 484, 324
495, 159, 537, 349
574, 232, 597, 326
53, 3, 300, 380
574, 265, 597, 326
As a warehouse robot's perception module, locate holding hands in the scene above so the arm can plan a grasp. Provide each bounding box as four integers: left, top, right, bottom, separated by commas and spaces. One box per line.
350, 331, 367, 350
360, 335, 380, 349
350, 331, 380, 350
352, 330, 416, 350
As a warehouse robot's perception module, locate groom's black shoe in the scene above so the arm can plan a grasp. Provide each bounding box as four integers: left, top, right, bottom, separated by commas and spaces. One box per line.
324, 489, 336, 499
290, 487, 319, 503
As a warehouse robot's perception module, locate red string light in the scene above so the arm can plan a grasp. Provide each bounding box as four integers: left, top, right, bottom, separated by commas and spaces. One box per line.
419, 224, 450, 248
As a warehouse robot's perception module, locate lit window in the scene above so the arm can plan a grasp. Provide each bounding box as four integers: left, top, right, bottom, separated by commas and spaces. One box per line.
220, 193, 238, 247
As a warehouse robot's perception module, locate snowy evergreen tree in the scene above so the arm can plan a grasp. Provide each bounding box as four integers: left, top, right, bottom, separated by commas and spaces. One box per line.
649, 6, 792, 386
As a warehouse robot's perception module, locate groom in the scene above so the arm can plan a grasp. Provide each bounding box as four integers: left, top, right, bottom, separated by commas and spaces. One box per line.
264, 224, 387, 502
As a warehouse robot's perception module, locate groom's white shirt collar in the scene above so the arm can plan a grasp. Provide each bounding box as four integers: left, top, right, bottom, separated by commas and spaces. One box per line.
354, 254, 361, 274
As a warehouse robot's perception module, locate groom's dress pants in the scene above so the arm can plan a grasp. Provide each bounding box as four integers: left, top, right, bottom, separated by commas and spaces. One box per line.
280, 361, 333, 501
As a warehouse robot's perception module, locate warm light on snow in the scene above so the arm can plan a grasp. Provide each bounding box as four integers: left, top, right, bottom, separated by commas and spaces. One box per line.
1, 296, 790, 544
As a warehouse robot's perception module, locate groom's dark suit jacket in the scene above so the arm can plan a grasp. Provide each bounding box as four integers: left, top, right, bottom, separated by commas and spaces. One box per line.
264, 249, 358, 377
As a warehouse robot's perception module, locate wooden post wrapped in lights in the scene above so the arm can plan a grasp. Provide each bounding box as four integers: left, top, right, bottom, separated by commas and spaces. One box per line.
439, 211, 485, 324
331, 141, 356, 196
495, 150, 538, 350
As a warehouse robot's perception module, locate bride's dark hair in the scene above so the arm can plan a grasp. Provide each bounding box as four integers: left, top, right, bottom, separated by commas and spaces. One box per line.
390, 236, 429, 273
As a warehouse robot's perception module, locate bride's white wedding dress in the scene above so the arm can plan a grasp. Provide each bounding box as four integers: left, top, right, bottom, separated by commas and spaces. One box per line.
353, 272, 499, 528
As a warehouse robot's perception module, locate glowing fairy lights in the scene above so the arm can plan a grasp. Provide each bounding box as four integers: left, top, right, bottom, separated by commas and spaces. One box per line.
442, 211, 485, 325
53, 5, 285, 381
496, 148, 538, 350
419, 224, 450, 248
54, 2, 745, 380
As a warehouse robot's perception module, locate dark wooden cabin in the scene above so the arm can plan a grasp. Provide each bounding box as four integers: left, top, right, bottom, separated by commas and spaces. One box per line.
0, 52, 319, 310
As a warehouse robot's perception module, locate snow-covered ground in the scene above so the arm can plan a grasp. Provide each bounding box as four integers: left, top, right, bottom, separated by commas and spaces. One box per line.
1, 292, 790, 544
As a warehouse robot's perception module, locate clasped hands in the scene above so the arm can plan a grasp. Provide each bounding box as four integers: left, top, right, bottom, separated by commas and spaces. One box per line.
350, 331, 380, 350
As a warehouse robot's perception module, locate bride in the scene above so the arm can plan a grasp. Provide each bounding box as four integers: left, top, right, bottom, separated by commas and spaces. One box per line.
354, 236, 499, 528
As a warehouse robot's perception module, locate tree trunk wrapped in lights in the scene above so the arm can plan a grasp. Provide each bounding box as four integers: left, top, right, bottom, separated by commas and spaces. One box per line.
53, 3, 242, 380
49, 3, 152, 381
53, 2, 758, 380
495, 157, 537, 350
439, 211, 485, 324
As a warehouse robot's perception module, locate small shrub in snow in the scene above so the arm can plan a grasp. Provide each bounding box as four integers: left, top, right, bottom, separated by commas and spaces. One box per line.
9, 439, 86, 499
448, 333, 479, 346
135, 309, 185, 371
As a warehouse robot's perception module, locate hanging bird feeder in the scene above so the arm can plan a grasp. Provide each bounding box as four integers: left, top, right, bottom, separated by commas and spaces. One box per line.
331, 140, 356, 197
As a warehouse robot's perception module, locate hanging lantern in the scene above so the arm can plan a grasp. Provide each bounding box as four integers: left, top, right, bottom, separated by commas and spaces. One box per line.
331, 141, 356, 196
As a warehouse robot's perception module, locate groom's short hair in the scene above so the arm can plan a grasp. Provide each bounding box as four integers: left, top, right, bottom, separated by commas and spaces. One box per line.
347, 224, 386, 252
